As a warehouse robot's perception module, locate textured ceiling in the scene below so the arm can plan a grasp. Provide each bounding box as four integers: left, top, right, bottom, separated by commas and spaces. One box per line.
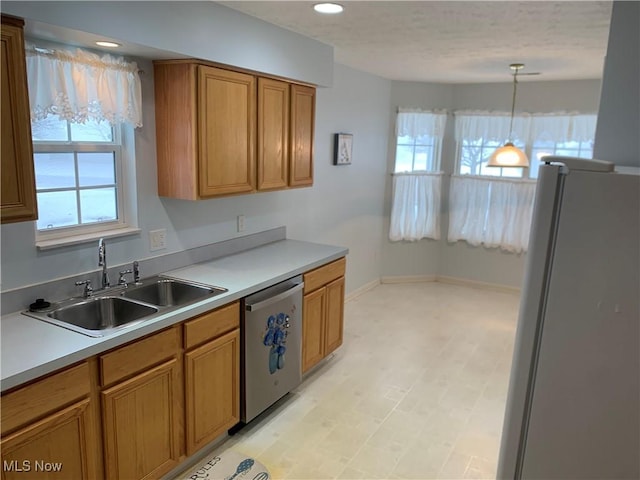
218, 1, 613, 83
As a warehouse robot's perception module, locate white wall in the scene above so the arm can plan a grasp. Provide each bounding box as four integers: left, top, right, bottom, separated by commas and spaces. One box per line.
0, 5, 391, 295
382, 82, 454, 278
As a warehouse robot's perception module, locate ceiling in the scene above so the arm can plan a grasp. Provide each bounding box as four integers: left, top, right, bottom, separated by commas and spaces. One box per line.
218, 1, 613, 83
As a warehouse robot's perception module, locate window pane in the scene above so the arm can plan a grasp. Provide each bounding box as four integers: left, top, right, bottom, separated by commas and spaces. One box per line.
397, 134, 414, 145
70, 120, 113, 142
413, 146, 433, 171
31, 116, 69, 142
80, 188, 117, 224
395, 145, 414, 172
36, 191, 78, 229
34, 153, 76, 189
502, 167, 524, 178
77, 152, 116, 186
415, 133, 434, 145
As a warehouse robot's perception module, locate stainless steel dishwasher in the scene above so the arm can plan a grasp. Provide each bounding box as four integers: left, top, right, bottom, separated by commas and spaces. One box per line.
241, 275, 304, 424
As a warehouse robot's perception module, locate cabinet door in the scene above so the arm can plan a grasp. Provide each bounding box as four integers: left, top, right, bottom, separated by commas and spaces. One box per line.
1, 399, 97, 480
198, 65, 256, 197
302, 288, 326, 373
185, 329, 239, 455
257, 78, 289, 191
1, 17, 37, 224
325, 276, 345, 355
102, 359, 182, 480
289, 84, 315, 187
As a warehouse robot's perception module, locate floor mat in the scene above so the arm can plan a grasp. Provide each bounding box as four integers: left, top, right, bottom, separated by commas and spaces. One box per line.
177, 450, 270, 480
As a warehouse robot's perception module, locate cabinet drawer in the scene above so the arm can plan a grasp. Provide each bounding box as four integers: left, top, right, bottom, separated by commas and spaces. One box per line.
1, 362, 90, 435
100, 326, 180, 387
183, 302, 240, 350
303, 257, 346, 294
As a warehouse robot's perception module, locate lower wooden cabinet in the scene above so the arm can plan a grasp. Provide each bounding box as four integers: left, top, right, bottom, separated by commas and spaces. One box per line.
0, 362, 101, 480
302, 258, 346, 373
1, 399, 96, 480
101, 359, 183, 480
184, 329, 239, 455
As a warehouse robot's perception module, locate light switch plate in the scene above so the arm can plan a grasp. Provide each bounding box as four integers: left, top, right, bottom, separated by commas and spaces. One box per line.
149, 229, 167, 251
237, 215, 245, 232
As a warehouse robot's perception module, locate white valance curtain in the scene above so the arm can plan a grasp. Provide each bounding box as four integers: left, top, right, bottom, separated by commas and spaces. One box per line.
396, 108, 447, 138
448, 175, 536, 253
390, 172, 442, 241
454, 111, 596, 144
26, 44, 143, 127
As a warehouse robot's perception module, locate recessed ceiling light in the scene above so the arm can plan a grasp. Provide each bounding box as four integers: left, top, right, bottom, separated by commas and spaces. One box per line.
313, 3, 344, 14
95, 41, 120, 48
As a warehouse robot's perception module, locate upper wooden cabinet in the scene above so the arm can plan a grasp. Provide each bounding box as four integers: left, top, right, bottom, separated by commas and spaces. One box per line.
154, 62, 256, 200
1, 15, 37, 224
154, 60, 315, 199
289, 84, 315, 187
257, 77, 289, 191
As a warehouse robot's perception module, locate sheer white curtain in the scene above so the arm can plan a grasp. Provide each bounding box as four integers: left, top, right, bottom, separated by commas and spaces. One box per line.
396, 108, 447, 139
448, 175, 536, 253
528, 113, 597, 143
389, 110, 446, 241
454, 111, 532, 144
26, 44, 143, 127
390, 172, 442, 241
455, 110, 596, 144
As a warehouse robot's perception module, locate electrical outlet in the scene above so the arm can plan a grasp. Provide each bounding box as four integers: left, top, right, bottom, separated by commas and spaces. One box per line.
237, 215, 245, 232
149, 229, 167, 251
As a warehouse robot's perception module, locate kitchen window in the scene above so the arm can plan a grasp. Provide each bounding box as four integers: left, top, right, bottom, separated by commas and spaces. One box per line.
26, 42, 143, 248
32, 117, 123, 233
389, 109, 446, 242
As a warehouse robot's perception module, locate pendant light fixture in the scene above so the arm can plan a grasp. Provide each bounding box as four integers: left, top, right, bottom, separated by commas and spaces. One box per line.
488, 63, 529, 167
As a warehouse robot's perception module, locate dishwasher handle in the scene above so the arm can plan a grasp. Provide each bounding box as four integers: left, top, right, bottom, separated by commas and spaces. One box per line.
245, 282, 305, 312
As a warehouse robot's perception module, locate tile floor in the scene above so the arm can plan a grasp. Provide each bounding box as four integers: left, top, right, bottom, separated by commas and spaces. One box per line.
200, 282, 519, 479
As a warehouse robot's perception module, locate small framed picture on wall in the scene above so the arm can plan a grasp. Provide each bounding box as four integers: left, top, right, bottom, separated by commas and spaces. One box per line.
333, 133, 353, 165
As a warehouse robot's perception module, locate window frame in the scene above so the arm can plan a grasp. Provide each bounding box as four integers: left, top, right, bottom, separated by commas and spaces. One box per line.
455, 126, 595, 180
32, 122, 138, 247
395, 133, 443, 173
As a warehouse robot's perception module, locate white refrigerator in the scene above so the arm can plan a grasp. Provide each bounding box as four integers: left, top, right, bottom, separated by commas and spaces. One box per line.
497, 157, 640, 479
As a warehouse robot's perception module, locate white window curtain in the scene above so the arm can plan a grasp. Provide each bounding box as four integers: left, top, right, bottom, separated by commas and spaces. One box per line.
390, 172, 442, 241
455, 110, 596, 144
396, 108, 447, 138
528, 113, 597, 143
448, 175, 536, 253
454, 111, 532, 144
390, 109, 446, 242
26, 44, 143, 127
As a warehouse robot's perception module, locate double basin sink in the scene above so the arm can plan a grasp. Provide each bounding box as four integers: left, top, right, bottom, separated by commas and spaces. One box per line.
24, 276, 227, 337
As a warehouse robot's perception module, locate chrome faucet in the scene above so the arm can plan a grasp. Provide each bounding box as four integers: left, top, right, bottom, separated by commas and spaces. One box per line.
98, 238, 110, 289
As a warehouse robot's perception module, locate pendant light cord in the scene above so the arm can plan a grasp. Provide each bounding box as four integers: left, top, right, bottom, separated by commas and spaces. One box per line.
508, 70, 518, 142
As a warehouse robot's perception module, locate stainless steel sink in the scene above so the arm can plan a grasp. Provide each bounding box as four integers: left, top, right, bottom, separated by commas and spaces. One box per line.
24, 276, 227, 337
122, 276, 225, 307
44, 296, 158, 337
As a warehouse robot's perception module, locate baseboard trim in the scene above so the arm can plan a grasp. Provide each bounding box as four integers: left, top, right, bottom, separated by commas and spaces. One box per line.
380, 275, 436, 284
348, 274, 520, 299
345, 279, 380, 302
436, 275, 521, 294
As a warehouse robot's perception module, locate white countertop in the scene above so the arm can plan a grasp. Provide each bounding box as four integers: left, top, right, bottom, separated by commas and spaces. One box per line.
1, 239, 347, 392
